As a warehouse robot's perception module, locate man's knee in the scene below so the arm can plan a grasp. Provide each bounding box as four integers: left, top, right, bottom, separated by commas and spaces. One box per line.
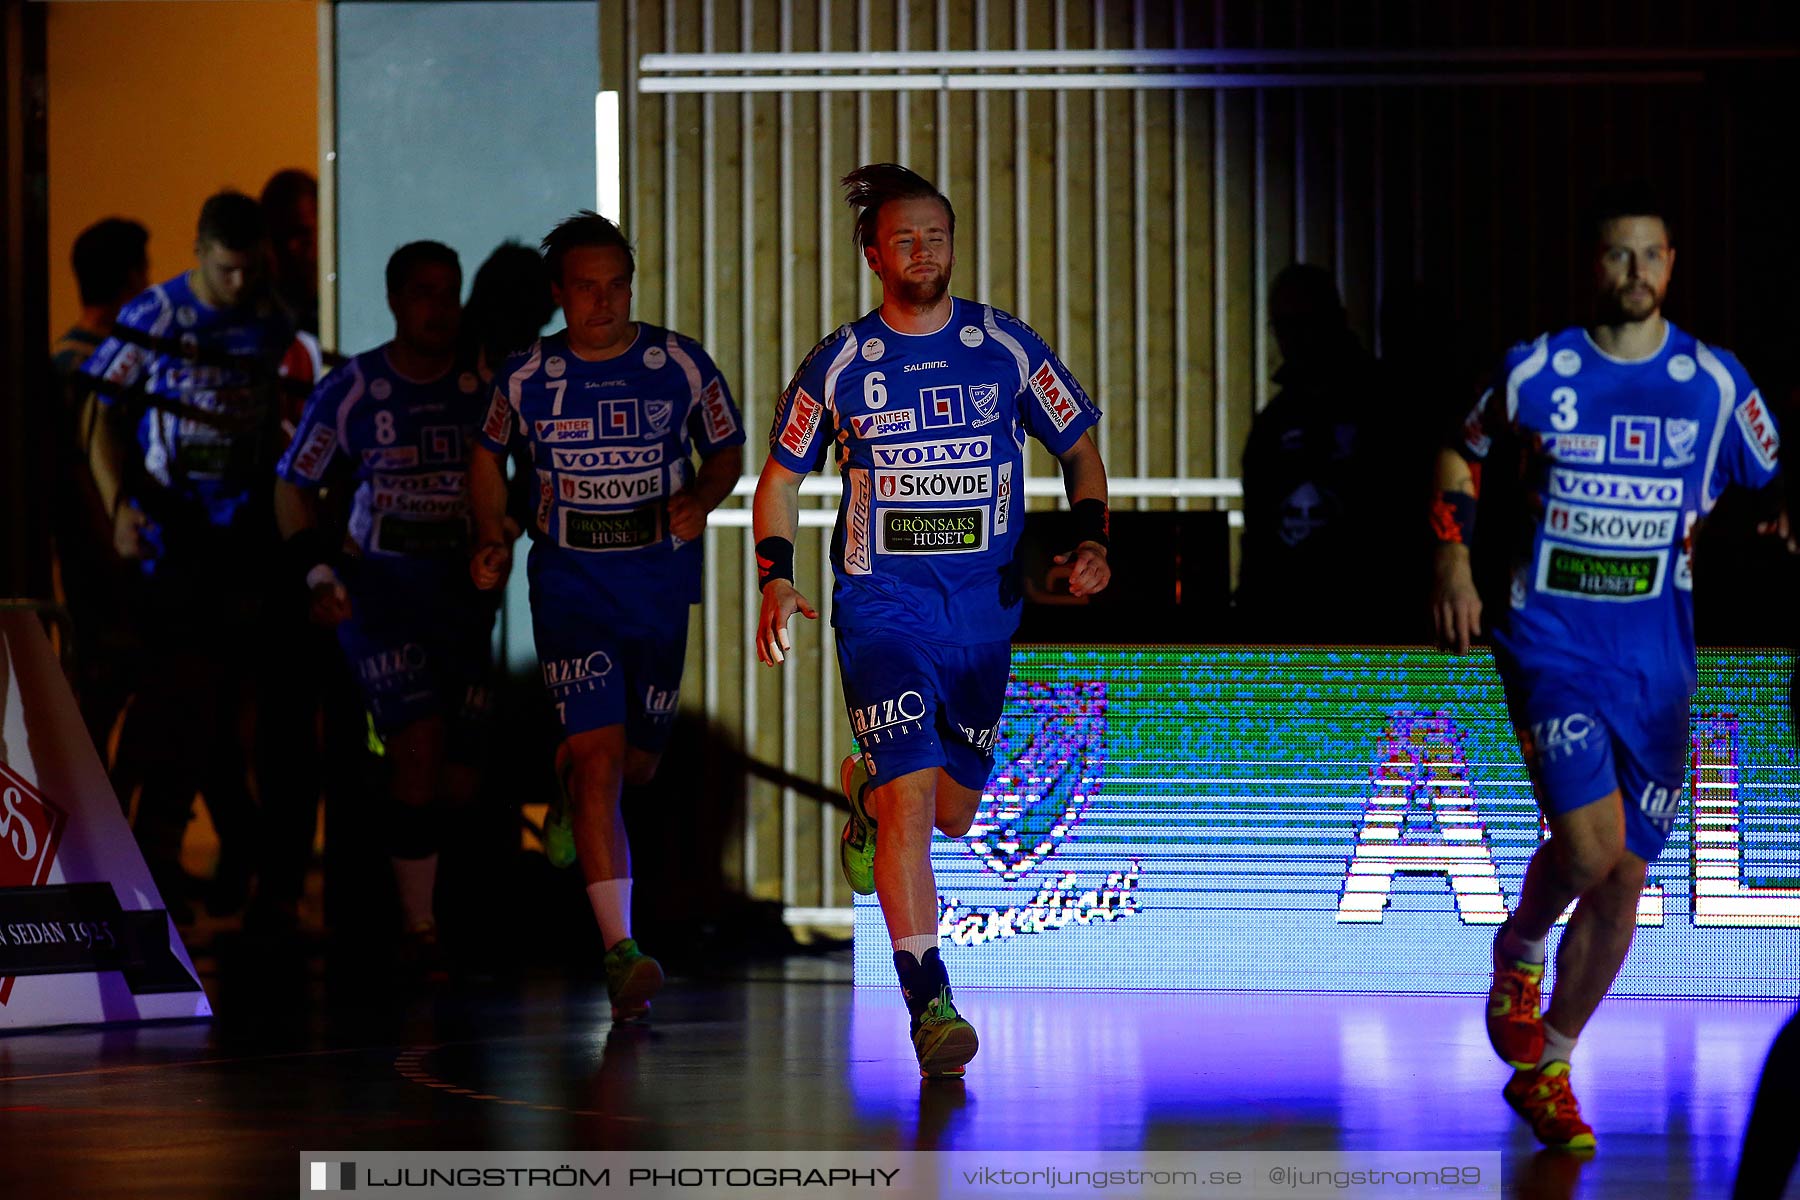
934, 780, 981, 838
622, 748, 662, 789
565, 727, 627, 799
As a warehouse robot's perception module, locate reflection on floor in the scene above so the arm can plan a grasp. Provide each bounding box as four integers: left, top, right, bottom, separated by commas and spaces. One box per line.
0, 951, 1790, 1199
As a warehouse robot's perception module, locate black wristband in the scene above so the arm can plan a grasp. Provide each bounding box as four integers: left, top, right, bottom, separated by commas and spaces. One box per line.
1071, 498, 1110, 550
283, 527, 333, 582
756, 536, 795, 590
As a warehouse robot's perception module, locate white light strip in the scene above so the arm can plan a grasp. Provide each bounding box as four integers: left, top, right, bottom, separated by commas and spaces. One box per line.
783, 906, 856, 926
641, 69, 1703, 94
594, 90, 621, 219
641, 47, 1795, 72
706, 507, 1246, 529
726, 475, 1243, 498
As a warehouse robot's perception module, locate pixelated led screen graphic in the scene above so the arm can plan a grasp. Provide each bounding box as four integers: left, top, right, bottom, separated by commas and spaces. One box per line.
851, 648, 1800, 996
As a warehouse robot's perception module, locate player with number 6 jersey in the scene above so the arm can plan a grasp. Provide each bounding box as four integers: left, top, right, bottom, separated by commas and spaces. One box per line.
755, 164, 1111, 1079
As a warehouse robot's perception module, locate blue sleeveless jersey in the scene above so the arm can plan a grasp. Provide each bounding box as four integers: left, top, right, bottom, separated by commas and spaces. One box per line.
1457, 322, 1779, 689
767, 298, 1101, 645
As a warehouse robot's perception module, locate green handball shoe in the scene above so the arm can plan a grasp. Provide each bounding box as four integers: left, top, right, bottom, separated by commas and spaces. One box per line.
543, 782, 577, 870
839, 754, 877, 896
604, 938, 664, 1023
912, 985, 979, 1078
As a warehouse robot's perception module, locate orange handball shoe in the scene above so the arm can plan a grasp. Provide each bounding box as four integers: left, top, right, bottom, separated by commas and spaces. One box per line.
1488, 935, 1546, 1070
1504, 1061, 1597, 1153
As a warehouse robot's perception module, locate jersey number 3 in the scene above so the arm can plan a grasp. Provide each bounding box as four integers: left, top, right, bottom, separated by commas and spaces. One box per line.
1549, 386, 1579, 432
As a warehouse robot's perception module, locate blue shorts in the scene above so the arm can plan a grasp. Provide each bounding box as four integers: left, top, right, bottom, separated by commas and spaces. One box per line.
1496, 653, 1689, 862
835, 632, 1010, 792
527, 551, 688, 748
337, 561, 495, 738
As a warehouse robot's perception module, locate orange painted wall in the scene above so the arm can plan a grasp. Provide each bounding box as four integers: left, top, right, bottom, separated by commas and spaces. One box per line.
45, 1, 319, 341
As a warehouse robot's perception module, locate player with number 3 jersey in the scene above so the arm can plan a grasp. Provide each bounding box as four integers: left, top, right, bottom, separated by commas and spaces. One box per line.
1431, 185, 1787, 1152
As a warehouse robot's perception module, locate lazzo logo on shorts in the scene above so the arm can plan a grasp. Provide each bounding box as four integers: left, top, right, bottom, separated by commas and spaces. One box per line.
850, 689, 927, 744
1527, 712, 1595, 763
878, 508, 988, 554
358, 642, 428, 684
557, 468, 663, 506
1029, 361, 1080, 432
777, 387, 823, 457
1536, 543, 1665, 600
643, 686, 679, 717
871, 437, 991, 468
1548, 469, 1681, 509
850, 409, 917, 440
535, 418, 595, 443
958, 721, 999, 752
1637, 781, 1683, 829
553, 445, 662, 471
1736, 392, 1779, 470
1544, 501, 1677, 549
873, 466, 990, 503
541, 650, 613, 693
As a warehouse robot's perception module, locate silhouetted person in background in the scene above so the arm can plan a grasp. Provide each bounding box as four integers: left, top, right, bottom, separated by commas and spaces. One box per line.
1237, 264, 1382, 641
53, 218, 151, 763
262, 169, 319, 335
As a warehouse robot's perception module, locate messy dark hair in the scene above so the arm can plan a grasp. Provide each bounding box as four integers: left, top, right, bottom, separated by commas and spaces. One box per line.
539, 210, 635, 285
841, 163, 955, 252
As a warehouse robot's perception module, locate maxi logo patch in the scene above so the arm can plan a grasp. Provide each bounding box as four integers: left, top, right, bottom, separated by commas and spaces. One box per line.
920, 384, 966, 429
1736, 392, 1780, 470
1029, 360, 1080, 432
878, 507, 988, 554
1537, 543, 1665, 600
560, 505, 662, 552
1610, 415, 1660, 466
291, 424, 336, 479
701, 377, 736, 442
777, 387, 823, 457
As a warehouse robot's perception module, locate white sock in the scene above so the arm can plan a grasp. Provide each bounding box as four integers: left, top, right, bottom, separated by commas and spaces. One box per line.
1541, 1021, 1578, 1066
894, 933, 938, 963
1498, 922, 1547, 965
587, 878, 633, 950
391, 854, 438, 932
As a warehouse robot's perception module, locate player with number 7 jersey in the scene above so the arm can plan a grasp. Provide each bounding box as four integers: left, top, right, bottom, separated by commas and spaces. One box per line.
468, 212, 745, 1022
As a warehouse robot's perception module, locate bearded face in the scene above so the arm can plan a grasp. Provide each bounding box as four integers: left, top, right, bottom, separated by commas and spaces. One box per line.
1595, 216, 1674, 325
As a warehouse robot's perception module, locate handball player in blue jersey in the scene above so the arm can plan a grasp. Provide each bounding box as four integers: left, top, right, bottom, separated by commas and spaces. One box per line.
754, 165, 1112, 1077
468, 213, 745, 1021
80, 191, 294, 911
274, 242, 493, 972
1431, 185, 1789, 1151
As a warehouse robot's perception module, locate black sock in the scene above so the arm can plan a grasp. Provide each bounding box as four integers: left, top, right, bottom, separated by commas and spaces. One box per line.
894, 947, 950, 1021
